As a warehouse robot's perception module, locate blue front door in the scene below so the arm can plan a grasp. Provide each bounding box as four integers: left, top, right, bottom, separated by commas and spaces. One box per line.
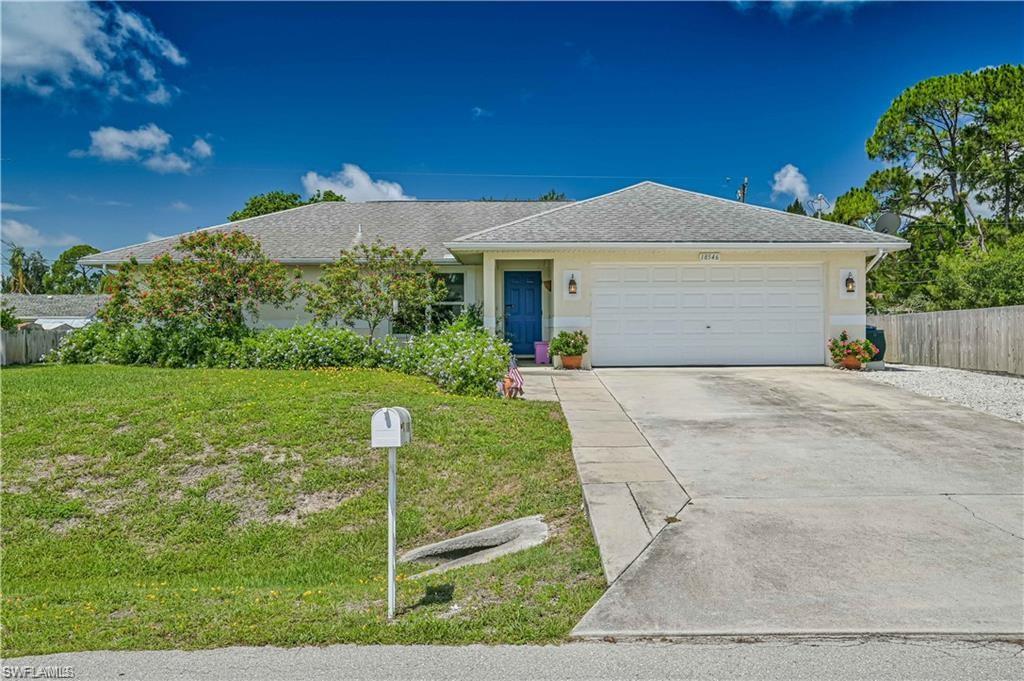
504, 271, 542, 355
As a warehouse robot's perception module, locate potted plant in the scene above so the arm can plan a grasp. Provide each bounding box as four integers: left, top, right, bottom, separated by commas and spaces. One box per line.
827, 330, 878, 370
549, 330, 589, 370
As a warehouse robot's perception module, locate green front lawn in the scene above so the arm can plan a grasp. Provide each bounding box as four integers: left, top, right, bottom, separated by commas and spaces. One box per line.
0, 365, 603, 656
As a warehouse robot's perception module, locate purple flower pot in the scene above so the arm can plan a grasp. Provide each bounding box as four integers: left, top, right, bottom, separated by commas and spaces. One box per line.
534, 341, 550, 365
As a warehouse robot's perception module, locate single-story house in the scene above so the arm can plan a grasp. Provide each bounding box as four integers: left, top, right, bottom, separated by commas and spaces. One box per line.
3, 294, 110, 330
80, 181, 909, 367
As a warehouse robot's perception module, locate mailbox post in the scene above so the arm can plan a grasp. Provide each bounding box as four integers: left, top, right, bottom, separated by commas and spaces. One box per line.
371, 407, 412, 620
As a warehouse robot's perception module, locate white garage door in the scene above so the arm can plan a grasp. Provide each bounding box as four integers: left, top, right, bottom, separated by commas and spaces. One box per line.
590, 263, 825, 366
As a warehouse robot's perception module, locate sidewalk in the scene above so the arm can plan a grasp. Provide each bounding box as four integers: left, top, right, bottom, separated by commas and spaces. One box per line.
523, 368, 689, 583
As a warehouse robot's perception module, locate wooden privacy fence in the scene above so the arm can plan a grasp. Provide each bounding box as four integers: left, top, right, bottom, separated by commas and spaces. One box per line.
867, 306, 1024, 376
1, 328, 69, 366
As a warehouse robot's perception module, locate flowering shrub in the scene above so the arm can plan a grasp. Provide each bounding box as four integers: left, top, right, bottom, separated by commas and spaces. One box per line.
49, 322, 113, 364
229, 326, 368, 369
97, 231, 297, 331
406, 325, 511, 396
53, 322, 510, 396
305, 241, 442, 337
827, 330, 878, 366
549, 330, 589, 357
51, 321, 235, 367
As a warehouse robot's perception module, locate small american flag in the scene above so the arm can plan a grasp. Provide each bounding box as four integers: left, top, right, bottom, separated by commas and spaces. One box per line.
507, 357, 525, 398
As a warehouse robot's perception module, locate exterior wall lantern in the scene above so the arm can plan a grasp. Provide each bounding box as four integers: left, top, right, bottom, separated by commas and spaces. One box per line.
563, 270, 581, 300
839, 269, 859, 300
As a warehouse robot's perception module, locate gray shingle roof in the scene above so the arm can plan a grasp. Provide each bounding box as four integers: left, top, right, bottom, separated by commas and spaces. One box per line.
80, 200, 569, 265
453, 182, 908, 246
3, 294, 109, 319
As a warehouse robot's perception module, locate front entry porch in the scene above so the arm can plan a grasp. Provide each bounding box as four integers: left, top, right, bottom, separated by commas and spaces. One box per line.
503, 271, 543, 355
482, 257, 555, 360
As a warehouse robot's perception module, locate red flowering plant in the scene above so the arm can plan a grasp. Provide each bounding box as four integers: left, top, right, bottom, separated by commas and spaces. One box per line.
827, 330, 878, 366
97, 231, 298, 335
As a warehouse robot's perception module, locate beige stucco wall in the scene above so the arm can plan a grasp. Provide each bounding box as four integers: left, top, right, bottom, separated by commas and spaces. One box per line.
253, 264, 319, 329
252, 249, 872, 367
478, 248, 872, 366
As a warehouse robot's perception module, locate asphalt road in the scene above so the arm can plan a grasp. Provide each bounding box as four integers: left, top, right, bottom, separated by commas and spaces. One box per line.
6, 637, 1022, 680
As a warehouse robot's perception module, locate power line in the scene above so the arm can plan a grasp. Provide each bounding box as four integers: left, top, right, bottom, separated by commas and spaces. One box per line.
203, 165, 723, 181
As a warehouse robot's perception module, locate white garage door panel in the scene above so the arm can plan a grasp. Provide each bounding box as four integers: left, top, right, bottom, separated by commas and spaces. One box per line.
591, 264, 825, 366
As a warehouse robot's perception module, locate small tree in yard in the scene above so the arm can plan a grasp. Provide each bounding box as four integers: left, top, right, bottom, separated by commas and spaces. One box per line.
1, 303, 20, 330
305, 242, 443, 338
99, 231, 296, 331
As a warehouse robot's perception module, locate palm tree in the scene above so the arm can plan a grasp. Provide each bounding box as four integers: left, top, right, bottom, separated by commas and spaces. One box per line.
3, 243, 30, 293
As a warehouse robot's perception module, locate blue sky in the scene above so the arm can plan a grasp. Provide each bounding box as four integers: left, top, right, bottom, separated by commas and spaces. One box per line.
2, 1, 1022, 260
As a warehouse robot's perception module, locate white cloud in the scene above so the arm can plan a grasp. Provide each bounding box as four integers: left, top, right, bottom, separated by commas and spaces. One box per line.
81, 123, 171, 161
111, 5, 186, 66
143, 152, 192, 174
1, 219, 79, 248
1, 203, 36, 212
145, 83, 172, 104
301, 164, 414, 202
168, 200, 191, 212
733, 1, 864, 22
771, 163, 811, 203
967, 192, 995, 221
1, 2, 185, 104
188, 138, 213, 159
471, 106, 494, 119
145, 232, 165, 242
67, 194, 131, 207
72, 124, 210, 175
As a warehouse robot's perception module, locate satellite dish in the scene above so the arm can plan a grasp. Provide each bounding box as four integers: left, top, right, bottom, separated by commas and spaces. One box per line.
875, 212, 900, 234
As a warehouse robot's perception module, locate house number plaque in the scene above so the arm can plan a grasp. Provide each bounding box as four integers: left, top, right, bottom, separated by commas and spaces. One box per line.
699, 252, 721, 262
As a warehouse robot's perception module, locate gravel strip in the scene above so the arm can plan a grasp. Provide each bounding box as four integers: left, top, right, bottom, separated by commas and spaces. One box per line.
859, 363, 1024, 423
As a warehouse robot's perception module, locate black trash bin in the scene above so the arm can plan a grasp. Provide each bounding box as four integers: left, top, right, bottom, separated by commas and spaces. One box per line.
865, 325, 886, 362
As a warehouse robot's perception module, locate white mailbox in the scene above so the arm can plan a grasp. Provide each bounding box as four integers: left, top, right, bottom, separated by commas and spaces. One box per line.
371, 407, 412, 448
371, 406, 413, 620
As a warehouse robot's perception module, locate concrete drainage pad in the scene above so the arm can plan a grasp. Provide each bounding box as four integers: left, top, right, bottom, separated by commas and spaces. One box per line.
400, 515, 549, 578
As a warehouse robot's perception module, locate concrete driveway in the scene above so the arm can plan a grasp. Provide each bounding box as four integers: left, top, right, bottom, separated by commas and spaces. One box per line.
574, 367, 1024, 637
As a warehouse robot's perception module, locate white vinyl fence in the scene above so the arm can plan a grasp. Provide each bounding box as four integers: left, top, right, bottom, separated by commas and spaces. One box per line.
867, 306, 1024, 376
1, 328, 69, 366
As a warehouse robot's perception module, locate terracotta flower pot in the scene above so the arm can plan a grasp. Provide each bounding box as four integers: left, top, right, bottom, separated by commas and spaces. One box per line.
560, 355, 583, 370
840, 355, 862, 370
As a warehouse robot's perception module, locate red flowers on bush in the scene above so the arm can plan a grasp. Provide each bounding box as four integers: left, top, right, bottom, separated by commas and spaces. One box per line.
827, 330, 878, 365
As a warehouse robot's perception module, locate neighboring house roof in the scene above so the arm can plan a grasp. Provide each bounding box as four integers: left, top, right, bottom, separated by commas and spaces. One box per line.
3, 294, 109, 320
451, 182, 909, 249
80, 200, 569, 265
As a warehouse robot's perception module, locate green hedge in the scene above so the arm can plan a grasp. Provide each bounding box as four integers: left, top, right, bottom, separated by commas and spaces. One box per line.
51, 323, 511, 397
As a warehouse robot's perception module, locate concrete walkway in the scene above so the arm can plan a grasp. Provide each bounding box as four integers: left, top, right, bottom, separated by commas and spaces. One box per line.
523, 367, 689, 583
